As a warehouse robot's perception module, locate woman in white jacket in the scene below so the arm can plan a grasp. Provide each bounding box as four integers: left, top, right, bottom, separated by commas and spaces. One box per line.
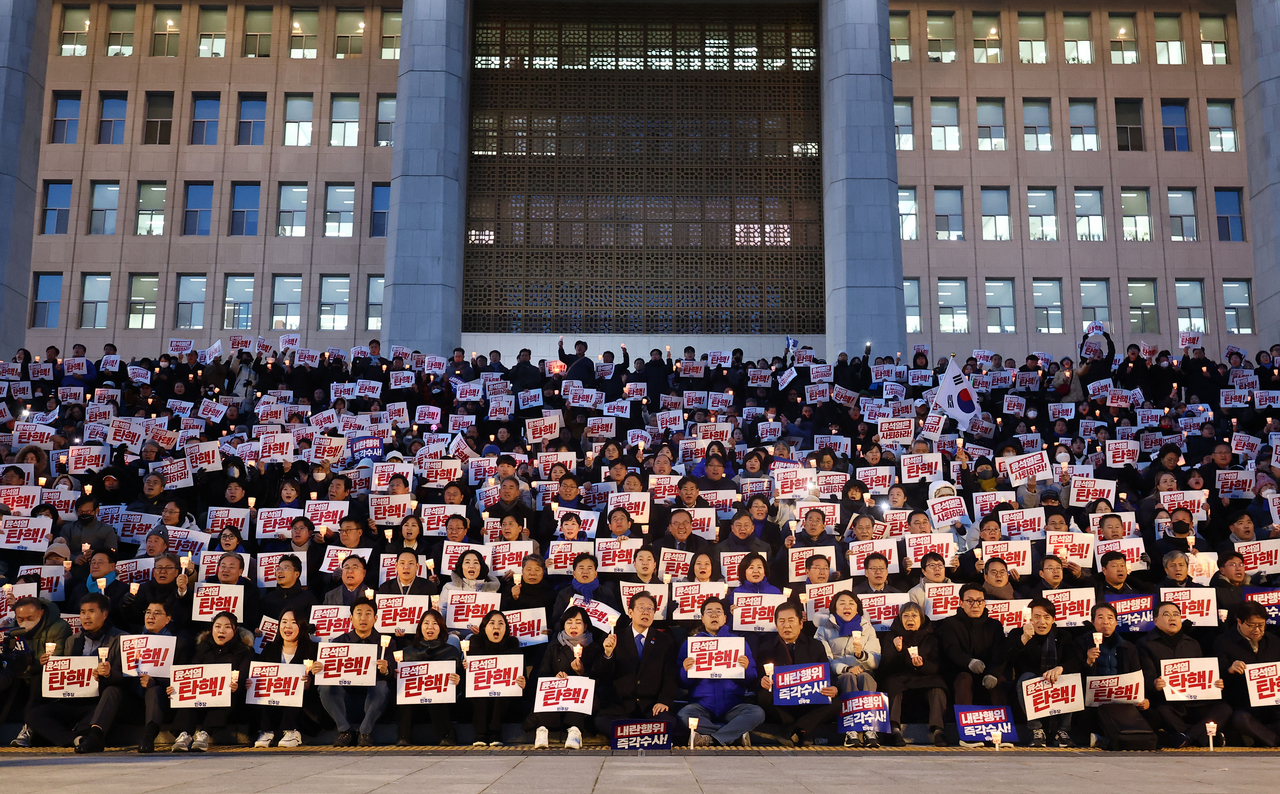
814, 591, 882, 747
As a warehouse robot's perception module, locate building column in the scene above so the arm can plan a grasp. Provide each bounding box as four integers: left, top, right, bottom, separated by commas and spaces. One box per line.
820, 0, 905, 361
0, 0, 50, 354
385, 0, 470, 354
1239, 0, 1280, 343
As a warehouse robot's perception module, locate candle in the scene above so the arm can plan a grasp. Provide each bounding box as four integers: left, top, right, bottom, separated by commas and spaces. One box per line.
607, 615, 618, 629
380, 636, 391, 649
460, 639, 470, 655
384, 529, 393, 541
426, 559, 435, 571
393, 650, 403, 663
991, 730, 1002, 749
430, 595, 440, 610
63, 560, 72, 571
782, 587, 793, 599
364, 588, 375, 599
247, 497, 256, 508
182, 555, 192, 570
573, 644, 583, 659
37, 477, 46, 487
513, 571, 523, 586
1218, 609, 1228, 623
82, 542, 91, 553
1092, 632, 1102, 647
310, 492, 318, 500
303, 659, 314, 674
83, 484, 92, 495
688, 717, 700, 749
96, 577, 107, 590
662, 573, 672, 585
130, 583, 140, 596
45, 642, 56, 654
763, 662, 774, 677
97, 648, 109, 662
798, 592, 808, 606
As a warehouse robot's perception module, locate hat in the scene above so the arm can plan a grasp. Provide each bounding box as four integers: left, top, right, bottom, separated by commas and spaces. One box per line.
44, 538, 72, 563
146, 526, 169, 542
482, 444, 501, 456
385, 450, 405, 462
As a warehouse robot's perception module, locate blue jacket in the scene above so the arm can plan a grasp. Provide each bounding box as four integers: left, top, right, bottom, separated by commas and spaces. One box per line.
677, 624, 757, 719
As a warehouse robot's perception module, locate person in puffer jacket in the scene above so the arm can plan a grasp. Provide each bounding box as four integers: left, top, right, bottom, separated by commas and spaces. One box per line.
677, 597, 764, 746
814, 591, 882, 747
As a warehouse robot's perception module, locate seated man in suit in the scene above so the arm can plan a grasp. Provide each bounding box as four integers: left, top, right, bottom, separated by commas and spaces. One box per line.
592, 591, 679, 737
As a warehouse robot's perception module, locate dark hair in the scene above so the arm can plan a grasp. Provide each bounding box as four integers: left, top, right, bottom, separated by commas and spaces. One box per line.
572, 552, 599, 570
1154, 600, 1182, 615
350, 596, 377, 613
1099, 550, 1128, 567
1027, 596, 1055, 618
862, 551, 889, 569
627, 590, 658, 611
78, 592, 111, 612
774, 600, 804, 622
958, 582, 985, 599
737, 552, 768, 583
12, 595, 45, 613
92, 548, 119, 564
145, 600, 172, 616
452, 549, 490, 580
1237, 601, 1268, 623
1218, 550, 1245, 567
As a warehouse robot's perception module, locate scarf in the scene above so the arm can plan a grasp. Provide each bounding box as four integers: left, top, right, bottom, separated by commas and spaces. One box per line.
984, 580, 1015, 601
462, 577, 483, 591
833, 613, 861, 637
734, 579, 775, 595
558, 630, 593, 649
571, 577, 601, 601
752, 519, 766, 538
88, 572, 118, 593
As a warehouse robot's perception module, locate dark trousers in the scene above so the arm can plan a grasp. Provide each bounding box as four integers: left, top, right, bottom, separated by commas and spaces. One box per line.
756, 689, 838, 739
258, 705, 300, 733
399, 703, 456, 742
885, 683, 947, 729
1230, 706, 1280, 747
471, 697, 511, 742
952, 671, 1007, 708
1153, 701, 1233, 746
26, 698, 96, 747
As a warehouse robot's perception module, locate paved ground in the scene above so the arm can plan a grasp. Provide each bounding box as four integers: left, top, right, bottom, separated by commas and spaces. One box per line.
2, 752, 1277, 794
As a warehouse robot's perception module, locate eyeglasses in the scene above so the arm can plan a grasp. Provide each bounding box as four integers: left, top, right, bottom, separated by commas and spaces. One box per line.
924, 562, 945, 570
1242, 621, 1267, 630
153, 565, 178, 572
961, 598, 985, 605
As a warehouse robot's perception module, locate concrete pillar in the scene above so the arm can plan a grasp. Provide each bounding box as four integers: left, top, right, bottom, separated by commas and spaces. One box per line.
0, 0, 50, 354
820, 0, 905, 360
385, 0, 470, 355
1239, 0, 1280, 343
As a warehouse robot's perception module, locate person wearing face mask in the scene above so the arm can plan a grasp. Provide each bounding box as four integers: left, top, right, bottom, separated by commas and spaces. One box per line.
58, 495, 119, 576
5, 595, 73, 747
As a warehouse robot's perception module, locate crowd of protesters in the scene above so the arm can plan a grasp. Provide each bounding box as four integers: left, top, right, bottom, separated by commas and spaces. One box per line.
0, 328, 1279, 753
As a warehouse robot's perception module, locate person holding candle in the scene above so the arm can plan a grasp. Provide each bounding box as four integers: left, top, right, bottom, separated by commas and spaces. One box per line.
57, 495, 119, 569
252, 608, 316, 749
322, 554, 376, 606
439, 550, 503, 630
67, 549, 129, 615
754, 600, 839, 747
814, 591, 881, 747
378, 550, 437, 601
676, 596, 763, 747
1070, 603, 1150, 745
879, 601, 948, 747
552, 553, 622, 624
126, 600, 189, 753
15, 595, 107, 750
500, 554, 555, 611
317, 596, 393, 747
1137, 601, 1230, 748
1005, 597, 1076, 747
168, 611, 252, 752
526, 606, 601, 749
397, 608, 462, 745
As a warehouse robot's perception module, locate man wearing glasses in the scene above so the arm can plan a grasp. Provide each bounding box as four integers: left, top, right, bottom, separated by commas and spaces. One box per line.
937, 582, 1007, 726
853, 553, 902, 594
907, 552, 953, 607
594, 592, 679, 737
122, 552, 185, 633
1215, 601, 1280, 746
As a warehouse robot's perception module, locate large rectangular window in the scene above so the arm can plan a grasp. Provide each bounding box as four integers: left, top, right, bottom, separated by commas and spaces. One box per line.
1216, 189, 1244, 241
976, 99, 1005, 150
889, 13, 909, 62
127, 274, 159, 329
106, 6, 135, 56
1110, 14, 1137, 64
284, 94, 313, 146
61, 7, 90, 56
183, 182, 213, 236
198, 6, 226, 57
1162, 101, 1190, 151
136, 181, 166, 235
1075, 188, 1104, 241
98, 92, 127, 144
1168, 189, 1197, 242
1175, 279, 1205, 333
81, 274, 111, 329
1223, 281, 1253, 334
1116, 99, 1143, 151
930, 99, 960, 150
1069, 100, 1097, 151
143, 92, 173, 144
1121, 189, 1152, 242
278, 183, 308, 236
289, 8, 318, 58
89, 181, 119, 235
894, 99, 913, 150
1128, 279, 1158, 334
237, 93, 266, 145
1027, 189, 1057, 241
31, 274, 63, 329
380, 9, 401, 59
376, 95, 395, 146
937, 279, 968, 334
367, 275, 384, 330
972, 14, 1001, 64
1023, 99, 1051, 151
319, 276, 350, 330
1080, 280, 1109, 331
1155, 15, 1184, 65
271, 276, 302, 330
1033, 279, 1062, 333
1201, 16, 1227, 66
370, 183, 390, 237
934, 188, 963, 241
190, 93, 219, 145
898, 188, 917, 241
223, 275, 254, 329
43, 182, 72, 234
324, 184, 355, 237
51, 92, 80, 144
335, 9, 363, 58
985, 279, 1014, 333
980, 188, 1010, 241
230, 183, 260, 236
1208, 101, 1236, 153
152, 6, 180, 57
1063, 14, 1092, 64
904, 278, 921, 334
176, 275, 206, 329
243, 7, 272, 57
329, 94, 359, 146
926, 13, 955, 63
1018, 13, 1046, 64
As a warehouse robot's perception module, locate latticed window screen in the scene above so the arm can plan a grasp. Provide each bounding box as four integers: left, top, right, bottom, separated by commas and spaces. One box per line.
463, 4, 824, 335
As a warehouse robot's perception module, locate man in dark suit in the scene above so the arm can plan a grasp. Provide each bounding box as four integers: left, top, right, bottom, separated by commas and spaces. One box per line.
755, 600, 839, 746
592, 591, 679, 737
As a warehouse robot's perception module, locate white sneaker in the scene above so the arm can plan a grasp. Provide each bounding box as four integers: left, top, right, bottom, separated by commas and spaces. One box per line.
741, 732, 752, 747
171, 732, 192, 752
565, 726, 582, 750
533, 726, 550, 749
191, 730, 211, 752
254, 731, 274, 748
278, 730, 303, 748
10, 725, 31, 748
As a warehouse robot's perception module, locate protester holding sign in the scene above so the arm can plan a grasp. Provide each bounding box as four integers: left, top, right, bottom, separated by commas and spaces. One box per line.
465, 610, 527, 746
878, 602, 947, 747
551, 553, 621, 624
937, 583, 1008, 715
813, 592, 881, 747
525, 606, 601, 749
168, 612, 250, 752
396, 609, 462, 746
1005, 598, 1076, 747
315, 596, 392, 747
1138, 600, 1231, 747
754, 601, 838, 746
1215, 601, 1280, 746
677, 597, 762, 746
251, 608, 315, 749
593, 592, 678, 737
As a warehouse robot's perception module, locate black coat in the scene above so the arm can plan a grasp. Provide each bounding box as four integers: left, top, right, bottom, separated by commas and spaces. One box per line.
936, 610, 1007, 676
538, 637, 604, 680
1214, 627, 1280, 707
592, 623, 678, 716
879, 620, 946, 690
260, 582, 318, 622
1137, 626, 1205, 706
